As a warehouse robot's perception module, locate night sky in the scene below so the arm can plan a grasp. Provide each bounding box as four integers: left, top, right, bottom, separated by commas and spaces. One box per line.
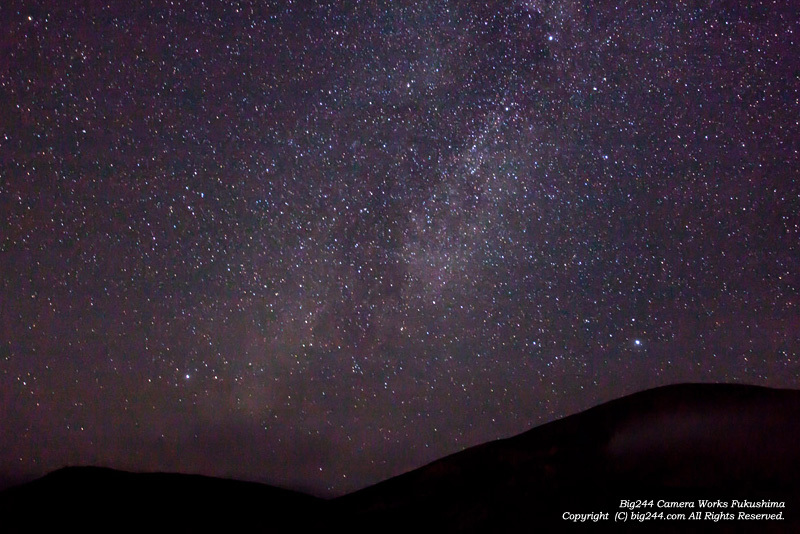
1, 0, 798, 497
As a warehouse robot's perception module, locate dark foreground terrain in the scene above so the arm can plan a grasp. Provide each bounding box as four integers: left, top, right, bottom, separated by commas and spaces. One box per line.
3, 383, 800, 532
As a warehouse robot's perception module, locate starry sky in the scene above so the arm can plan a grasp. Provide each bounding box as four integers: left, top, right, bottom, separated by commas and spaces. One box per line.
1, 0, 798, 496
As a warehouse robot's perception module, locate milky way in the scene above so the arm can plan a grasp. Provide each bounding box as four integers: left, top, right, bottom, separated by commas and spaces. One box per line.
1, 1, 798, 496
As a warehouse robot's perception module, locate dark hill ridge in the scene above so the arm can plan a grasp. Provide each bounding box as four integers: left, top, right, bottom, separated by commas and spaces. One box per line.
0, 465, 324, 532
333, 382, 800, 532
3, 383, 800, 532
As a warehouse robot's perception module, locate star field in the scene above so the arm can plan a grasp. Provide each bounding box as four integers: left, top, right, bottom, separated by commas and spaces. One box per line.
1, 1, 798, 496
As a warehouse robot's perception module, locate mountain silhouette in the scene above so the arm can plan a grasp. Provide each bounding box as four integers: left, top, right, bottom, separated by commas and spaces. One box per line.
333, 382, 800, 532
0, 465, 324, 532
3, 383, 799, 532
